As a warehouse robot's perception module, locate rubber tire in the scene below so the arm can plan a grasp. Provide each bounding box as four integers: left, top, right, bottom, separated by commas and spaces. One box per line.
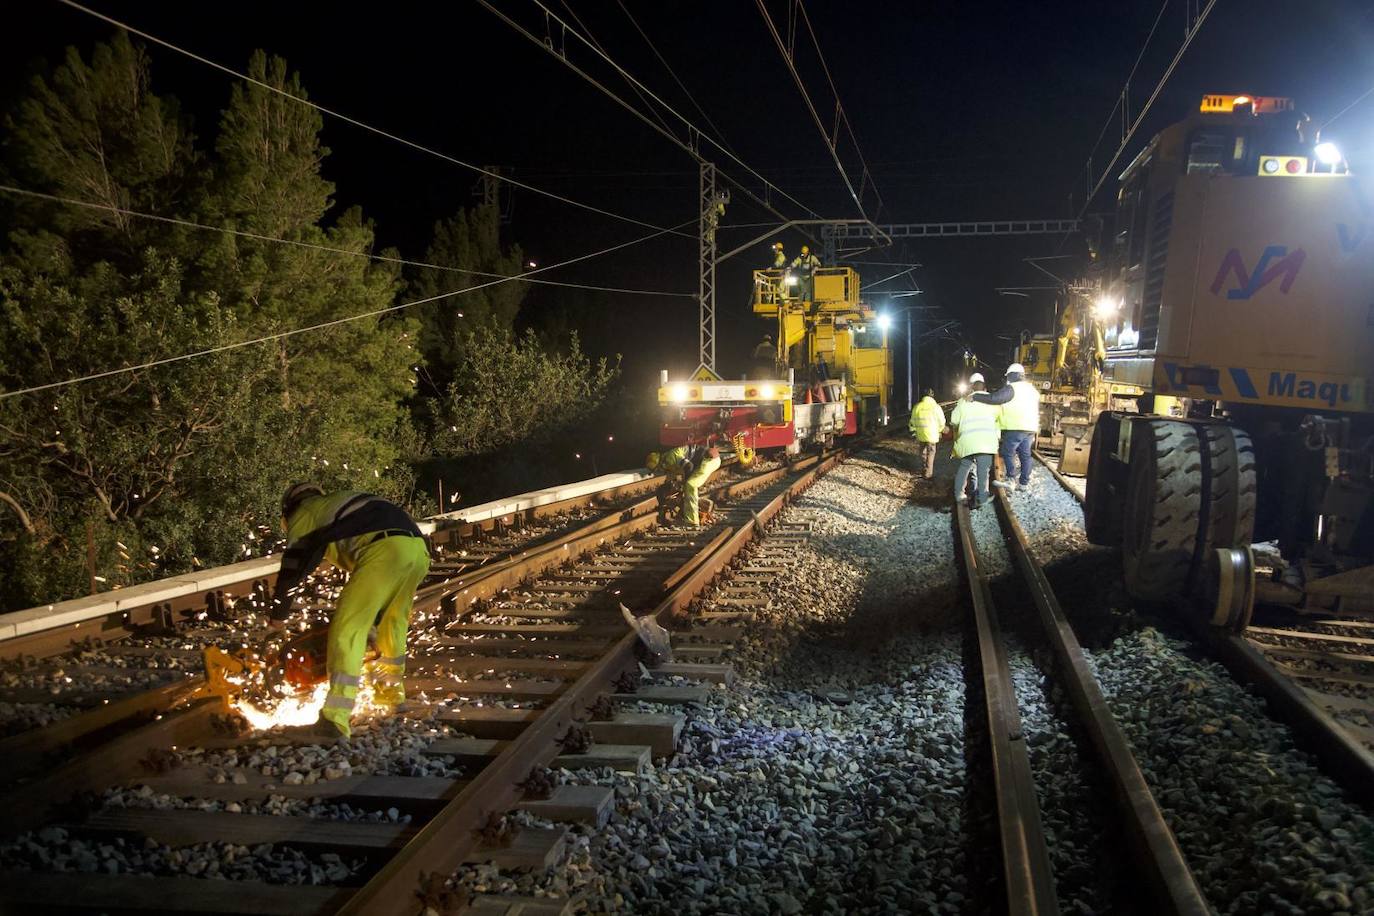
1199, 423, 1257, 552
1123, 419, 1203, 601
1084, 414, 1123, 546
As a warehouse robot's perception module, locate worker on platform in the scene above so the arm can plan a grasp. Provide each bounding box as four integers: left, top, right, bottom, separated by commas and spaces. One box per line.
790, 244, 821, 303
971, 361, 1042, 492
646, 445, 722, 526
909, 388, 947, 480
768, 242, 788, 302
949, 375, 1000, 508
267, 484, 431, 740
750, 334, 777, 379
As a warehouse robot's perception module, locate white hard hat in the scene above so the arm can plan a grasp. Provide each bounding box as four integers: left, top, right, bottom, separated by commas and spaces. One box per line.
969, 372, 985, 384
1007, 363, 1025, 375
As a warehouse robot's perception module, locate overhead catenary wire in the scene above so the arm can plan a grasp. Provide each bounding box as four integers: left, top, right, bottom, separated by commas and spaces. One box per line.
476, 0, 825, 227
0, 217, 695, 401
53, 0, 693, 240
1074, 0, 1218, 216
753, 0, 885, 224
614, 0, 740, 158
0, 183, 695, 299
1320, 82, 1374, 131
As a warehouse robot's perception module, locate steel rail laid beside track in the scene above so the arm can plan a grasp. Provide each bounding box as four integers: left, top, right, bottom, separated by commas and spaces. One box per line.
954, 486, 1209, 915
0, 449, 848, 915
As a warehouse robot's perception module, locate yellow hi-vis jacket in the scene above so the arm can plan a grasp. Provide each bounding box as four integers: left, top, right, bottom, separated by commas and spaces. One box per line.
999, 379, 1041, 432
910, 396, 946, 444
950, 397, 1001, 458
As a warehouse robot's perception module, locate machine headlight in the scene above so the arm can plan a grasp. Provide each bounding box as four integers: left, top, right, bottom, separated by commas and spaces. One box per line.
956, 381, 968, 395
1262, 158, 1281, 174
1315, 141, 1342, 165
785, 274, 798, 286
876, 313, 893, 332
759, 384, 775, 399
670, 383, 689, 403
1092, 296, 1121, 321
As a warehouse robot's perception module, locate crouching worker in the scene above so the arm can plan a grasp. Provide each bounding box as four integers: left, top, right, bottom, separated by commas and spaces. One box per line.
646, 445, 722, 526
269, 483, 431, 739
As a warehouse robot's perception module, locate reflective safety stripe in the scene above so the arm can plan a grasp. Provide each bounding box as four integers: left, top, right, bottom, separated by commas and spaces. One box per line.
951, 400, 1001, 457
330, 672, 361, 687
910, 398, 945, 443
376, 656, 405, 667
324, 694, 356, 711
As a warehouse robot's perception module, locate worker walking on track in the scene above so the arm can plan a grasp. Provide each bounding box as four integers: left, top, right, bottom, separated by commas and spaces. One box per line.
790, 244, 821, 303
950, 374, 1000, 508
646, 445, 722, 526
972, 361, 1042, 492
268, 484, 431, 740
909, 388, 947, 479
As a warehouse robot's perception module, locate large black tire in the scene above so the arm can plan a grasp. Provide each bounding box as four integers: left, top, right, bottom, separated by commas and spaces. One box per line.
1123, 419, 1203, 601
1199, 423, 1257, 552
1084, 413, 1123, 546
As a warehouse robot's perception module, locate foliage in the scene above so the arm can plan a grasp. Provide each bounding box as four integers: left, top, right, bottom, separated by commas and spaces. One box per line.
0, 35, 621, 612
0, 37, 418, 608
409, 203, 527, 393
427, 326, 619, 458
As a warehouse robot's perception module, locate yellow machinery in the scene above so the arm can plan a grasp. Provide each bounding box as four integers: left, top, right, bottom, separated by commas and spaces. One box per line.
1014, 287, 1148, 474
658, 266, 891, 456
751, 266, 892, 434
1082, 93, 1374, 625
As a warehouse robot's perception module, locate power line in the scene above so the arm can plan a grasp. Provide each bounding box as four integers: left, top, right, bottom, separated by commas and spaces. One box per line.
615, 0, 739, 158
0, 218, 695, 401
53, 0, 693, 240
1321, 82, 1374, 130
754, 0, 885, 223
0, 183, 695, 299
1074, 0, 1218, 216
476, 0, 825, 227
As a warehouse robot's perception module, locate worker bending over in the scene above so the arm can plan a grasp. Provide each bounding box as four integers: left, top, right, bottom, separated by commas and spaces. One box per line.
949, 374, 1000, 508
789, 245, 821, 303
971, 361, 1041, 492
909, 388, 947, 480
269, 484, 431, 740
647, 445, 722, 526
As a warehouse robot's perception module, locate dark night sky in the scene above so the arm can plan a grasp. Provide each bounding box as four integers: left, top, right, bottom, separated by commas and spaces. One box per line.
5, 1, 1374, 397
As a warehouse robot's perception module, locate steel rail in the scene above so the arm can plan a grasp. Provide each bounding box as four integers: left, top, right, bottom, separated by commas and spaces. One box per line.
953, 500, 1059, 916
993, 490, 1209, 915
0, 462, 795, 833
337, 452, 848, 916
1033, 449, 1374, 805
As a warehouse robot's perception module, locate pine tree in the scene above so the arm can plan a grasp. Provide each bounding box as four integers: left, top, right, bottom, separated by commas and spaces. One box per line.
410, 204, 527, 392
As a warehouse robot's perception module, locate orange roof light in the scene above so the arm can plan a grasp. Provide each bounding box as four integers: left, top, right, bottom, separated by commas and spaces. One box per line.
1200, 94, 1294, 115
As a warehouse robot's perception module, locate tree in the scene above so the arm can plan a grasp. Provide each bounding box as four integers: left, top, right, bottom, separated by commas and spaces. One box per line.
409, 204, 527, 393
427, 325, 618, 458
0, 40, 417, 609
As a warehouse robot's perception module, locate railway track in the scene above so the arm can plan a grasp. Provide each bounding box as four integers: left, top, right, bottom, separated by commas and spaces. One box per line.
954, 487, 1208, 915
0, 451, 843, 914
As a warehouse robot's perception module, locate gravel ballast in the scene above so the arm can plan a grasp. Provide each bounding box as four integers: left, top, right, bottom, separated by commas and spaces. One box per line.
1018, 462, 1374, 915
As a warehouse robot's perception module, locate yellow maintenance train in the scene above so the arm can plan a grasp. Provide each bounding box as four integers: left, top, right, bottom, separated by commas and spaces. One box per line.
1081, 93, 1374, 626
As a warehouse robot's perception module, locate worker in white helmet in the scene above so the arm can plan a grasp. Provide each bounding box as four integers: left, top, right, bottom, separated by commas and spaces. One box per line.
972, 362, 1041, 492
949, 374, 1000, 508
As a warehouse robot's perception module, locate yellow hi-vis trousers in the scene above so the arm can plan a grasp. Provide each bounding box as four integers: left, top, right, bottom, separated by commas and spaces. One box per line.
682, 456, 722, 526
321, 534, 430, 736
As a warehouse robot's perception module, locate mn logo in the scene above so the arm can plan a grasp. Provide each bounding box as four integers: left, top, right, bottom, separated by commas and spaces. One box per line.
1210, 245, 1306, 300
